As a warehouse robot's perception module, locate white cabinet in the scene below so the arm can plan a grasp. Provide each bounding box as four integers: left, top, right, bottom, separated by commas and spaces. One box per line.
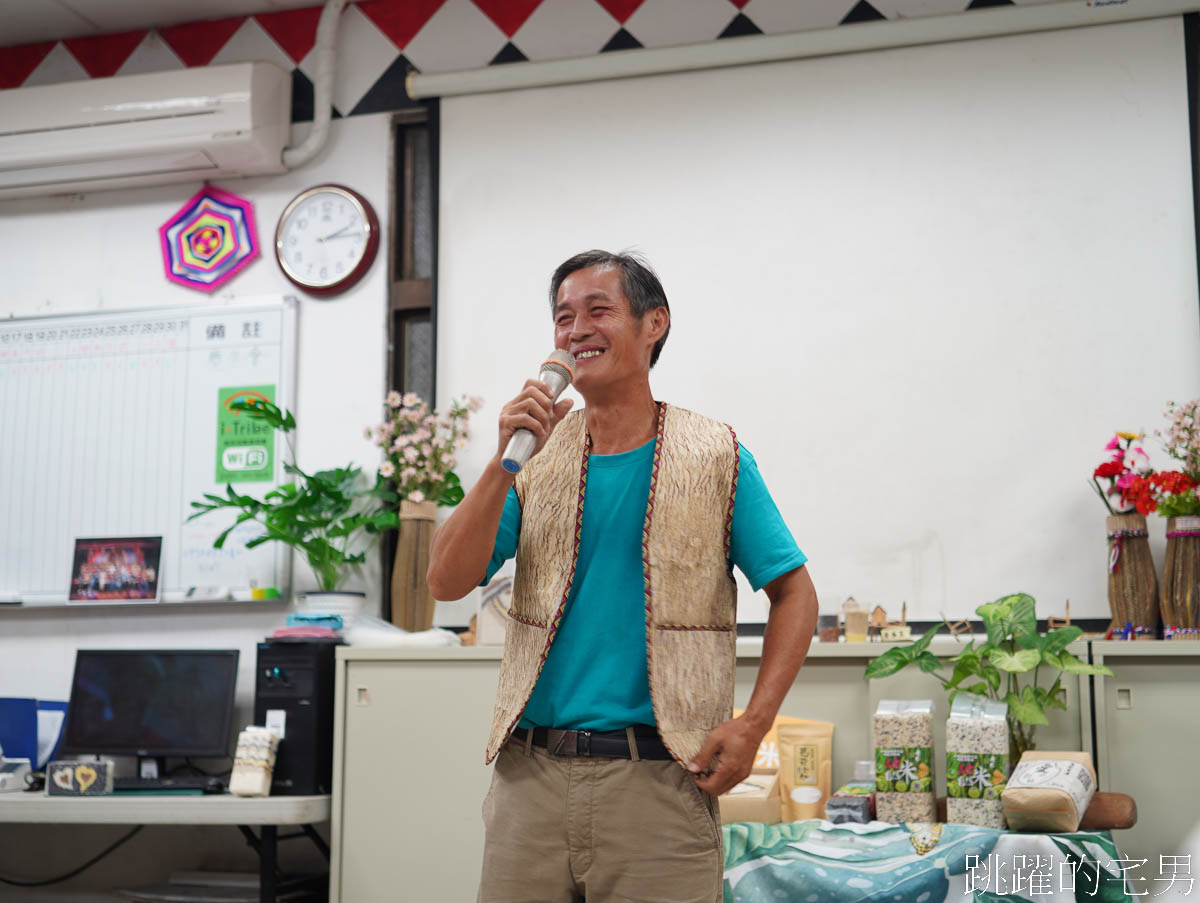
1090, 642, 1200, 869
329, 647, 500, 903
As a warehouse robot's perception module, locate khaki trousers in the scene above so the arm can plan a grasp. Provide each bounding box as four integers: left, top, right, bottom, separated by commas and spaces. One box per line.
478, 738, 723, 903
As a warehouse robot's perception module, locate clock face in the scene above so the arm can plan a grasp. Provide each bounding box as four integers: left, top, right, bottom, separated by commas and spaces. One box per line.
275, 185, 379, 296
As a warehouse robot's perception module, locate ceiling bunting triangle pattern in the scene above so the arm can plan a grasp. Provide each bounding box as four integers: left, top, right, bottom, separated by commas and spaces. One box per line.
600, 27, 642, 52
0, 40, 54, 89
471, 0, 544, 37
255, 7, 325, 63
159, 16, 246, 67
0, 0, 1061, 108
358, 0, 448, 48
63, 30, 148, 78
593, 0, 646, 23
841, 1, 887, 23
491, 41, 530, 64
718, 13, 763, 39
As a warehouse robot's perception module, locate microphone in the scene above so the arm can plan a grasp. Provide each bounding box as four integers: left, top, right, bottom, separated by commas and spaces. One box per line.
501, 349, 576, 474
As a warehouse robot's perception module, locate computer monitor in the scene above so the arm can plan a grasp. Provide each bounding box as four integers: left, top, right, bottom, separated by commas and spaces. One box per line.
59, 649, 239, 760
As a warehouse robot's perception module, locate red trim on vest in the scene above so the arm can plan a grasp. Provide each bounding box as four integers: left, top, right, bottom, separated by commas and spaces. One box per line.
725, 424, 738, 569
642, 403, 681, 763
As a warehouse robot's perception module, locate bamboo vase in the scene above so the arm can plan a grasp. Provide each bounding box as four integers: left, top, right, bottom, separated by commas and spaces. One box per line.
1160, 516, 1200, 629
391, 499, 438, 632
1105, 513, 1158, 634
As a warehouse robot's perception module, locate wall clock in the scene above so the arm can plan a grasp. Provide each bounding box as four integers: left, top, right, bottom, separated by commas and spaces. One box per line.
275, 184, 379, 296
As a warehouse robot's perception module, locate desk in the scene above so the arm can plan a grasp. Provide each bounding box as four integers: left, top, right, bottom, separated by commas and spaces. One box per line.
0, 793, 331, 903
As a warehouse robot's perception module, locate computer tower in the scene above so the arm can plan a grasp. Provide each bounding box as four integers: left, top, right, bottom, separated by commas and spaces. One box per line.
253, 639, 338, 796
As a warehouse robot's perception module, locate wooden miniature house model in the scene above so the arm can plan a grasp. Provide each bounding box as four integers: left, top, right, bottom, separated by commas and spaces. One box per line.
868, 605, 888, 641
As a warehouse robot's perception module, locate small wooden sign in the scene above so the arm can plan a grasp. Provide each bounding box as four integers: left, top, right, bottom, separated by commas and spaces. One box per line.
47, 760, 114, 796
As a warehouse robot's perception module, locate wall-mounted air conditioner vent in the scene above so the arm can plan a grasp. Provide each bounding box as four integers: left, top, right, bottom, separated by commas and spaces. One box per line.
0, 62, 291, 200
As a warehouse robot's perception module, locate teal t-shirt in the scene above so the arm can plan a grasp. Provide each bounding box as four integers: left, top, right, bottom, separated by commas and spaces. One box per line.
484, 440, 806, 732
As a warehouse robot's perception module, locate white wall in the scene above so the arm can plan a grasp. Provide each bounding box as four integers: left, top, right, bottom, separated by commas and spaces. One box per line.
0, 113, 391, 715
437, 17, 1200, 624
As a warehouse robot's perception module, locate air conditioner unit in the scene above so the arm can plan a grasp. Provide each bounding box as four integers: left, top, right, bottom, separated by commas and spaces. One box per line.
0, 61, 291, 200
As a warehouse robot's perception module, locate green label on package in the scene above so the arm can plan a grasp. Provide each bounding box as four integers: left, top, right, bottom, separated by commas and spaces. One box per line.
217, 385, 275, 483
833, 781, 876, 797
875, 747, 933, 793
946, 752, 1008, 799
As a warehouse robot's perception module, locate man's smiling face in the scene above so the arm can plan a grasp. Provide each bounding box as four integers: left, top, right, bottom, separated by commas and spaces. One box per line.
553, 265, 659, 398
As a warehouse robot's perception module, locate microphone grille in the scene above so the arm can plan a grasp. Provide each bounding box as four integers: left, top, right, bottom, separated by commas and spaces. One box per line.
542, 349, 576, 383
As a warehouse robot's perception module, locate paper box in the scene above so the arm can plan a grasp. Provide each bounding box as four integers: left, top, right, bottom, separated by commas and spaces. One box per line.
719, 768, 780, 824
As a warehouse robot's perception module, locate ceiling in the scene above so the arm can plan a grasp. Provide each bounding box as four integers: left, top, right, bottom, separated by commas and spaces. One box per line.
0, 0, 319, 45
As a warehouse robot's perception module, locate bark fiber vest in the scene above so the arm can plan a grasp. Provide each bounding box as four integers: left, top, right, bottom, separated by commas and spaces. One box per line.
484, 403, 740, 766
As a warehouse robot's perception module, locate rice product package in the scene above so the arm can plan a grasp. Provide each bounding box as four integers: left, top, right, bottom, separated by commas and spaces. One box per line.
1001, 751, 1097, 833
945, 694, 1009, 828
824, 759, 876, 824
873, 699, 936, 823
734, 709, 832, 771
825, 781, 875, 824
778, 721, 833, 821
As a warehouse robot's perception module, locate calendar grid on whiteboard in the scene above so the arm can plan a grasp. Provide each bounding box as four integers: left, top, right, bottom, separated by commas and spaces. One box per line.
0, 297, 297, 606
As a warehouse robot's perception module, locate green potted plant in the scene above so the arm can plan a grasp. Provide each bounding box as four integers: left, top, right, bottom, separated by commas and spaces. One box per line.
189, 399, 399, 614
863, 593, 1112, 762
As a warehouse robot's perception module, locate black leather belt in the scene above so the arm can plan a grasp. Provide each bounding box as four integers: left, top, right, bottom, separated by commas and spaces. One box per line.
511, 725, 673, 760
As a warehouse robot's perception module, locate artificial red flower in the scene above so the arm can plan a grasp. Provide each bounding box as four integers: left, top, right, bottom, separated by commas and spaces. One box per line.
1152, 470, 1197, 496
1094, 460, 1125, 478
1121, 475, 1158, 515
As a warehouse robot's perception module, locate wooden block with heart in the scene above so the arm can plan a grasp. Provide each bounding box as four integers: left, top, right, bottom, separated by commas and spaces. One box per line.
47, 760, 114, 796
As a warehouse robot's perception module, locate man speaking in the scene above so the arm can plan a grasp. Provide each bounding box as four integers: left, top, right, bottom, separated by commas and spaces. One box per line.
427, 250, 817, 902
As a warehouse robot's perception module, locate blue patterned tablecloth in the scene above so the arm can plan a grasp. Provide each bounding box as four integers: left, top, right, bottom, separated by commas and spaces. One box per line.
723, 820, 1131, 903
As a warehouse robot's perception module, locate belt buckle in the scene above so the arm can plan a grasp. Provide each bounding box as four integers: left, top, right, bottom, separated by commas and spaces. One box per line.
547, 729, 591, 756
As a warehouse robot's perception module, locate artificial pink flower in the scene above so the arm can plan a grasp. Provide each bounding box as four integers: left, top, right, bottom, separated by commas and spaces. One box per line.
1105, 435, 1120, 451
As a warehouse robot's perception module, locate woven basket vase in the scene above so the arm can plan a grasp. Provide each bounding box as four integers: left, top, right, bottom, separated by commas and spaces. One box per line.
1106, 513, 1158, 634
1161, 516, 1200, 629
391, 499, 438, 632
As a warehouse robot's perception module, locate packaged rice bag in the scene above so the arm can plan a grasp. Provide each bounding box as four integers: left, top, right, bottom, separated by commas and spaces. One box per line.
874, 700, 936, 823
945, 693, 1009, 828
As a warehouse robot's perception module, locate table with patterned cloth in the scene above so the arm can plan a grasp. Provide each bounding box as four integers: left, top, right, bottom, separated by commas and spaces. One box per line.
722, 820, 1133, 903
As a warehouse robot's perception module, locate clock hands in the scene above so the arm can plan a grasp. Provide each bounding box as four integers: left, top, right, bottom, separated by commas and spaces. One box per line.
317, 225, 356, 243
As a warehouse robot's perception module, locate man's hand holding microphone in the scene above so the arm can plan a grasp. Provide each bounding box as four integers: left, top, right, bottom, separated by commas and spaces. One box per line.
497, 349, 576, 474
427, 349, 575, 601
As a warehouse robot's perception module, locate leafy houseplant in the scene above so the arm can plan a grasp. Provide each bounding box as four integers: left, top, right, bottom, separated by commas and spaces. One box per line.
864, 593, 1113, 762
189, 400, 398, 593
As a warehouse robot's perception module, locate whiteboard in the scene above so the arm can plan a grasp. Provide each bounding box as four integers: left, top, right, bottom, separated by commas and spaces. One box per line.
0, 297, 297, 605
436, 18, 1200, 623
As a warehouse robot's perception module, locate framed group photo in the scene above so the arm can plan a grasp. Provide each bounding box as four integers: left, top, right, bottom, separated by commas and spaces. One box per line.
68, 536, 162, 602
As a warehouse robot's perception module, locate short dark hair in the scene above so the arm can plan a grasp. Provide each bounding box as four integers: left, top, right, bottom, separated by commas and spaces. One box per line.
548, 250, 671, 368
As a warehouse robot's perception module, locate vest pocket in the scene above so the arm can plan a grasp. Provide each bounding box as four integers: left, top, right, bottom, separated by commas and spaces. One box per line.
649, 627, 736, 735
